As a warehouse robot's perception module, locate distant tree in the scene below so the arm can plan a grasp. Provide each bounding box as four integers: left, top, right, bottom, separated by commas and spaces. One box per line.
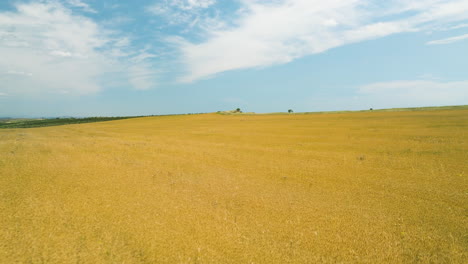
236, 108, 241, 113
369, 108, 373, 111
288, 109, 293, 113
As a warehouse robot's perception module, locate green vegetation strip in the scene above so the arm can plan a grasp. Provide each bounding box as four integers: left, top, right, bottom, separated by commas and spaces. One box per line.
0, 117, 139, 129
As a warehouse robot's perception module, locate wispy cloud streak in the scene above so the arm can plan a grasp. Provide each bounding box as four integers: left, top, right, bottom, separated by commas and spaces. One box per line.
426, 33, 468, 45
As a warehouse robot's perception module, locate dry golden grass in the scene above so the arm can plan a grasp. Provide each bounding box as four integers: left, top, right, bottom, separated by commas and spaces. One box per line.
1, 109, 467, 263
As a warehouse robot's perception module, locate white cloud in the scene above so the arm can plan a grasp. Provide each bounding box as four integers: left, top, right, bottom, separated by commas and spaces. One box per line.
426, 33, 468, 45
357, 80, 468, 107
0, 1, 157, 97
450, 23, 468, 30
131, 52, 158, 63
153, 0, 215, 11
66, 0, 97, 13
308, 79, 468, 111
128, 64, 157, 90
5, 70, 33, 77
174, 0, 216, 10
175, 0, 468, 82
147, 0, 216, 26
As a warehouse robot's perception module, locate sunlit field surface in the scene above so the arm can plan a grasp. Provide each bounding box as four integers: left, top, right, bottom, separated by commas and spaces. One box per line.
1, 109, 467, 263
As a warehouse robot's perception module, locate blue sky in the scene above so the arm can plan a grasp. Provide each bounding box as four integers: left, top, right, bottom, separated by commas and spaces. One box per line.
0, 0, 467, 117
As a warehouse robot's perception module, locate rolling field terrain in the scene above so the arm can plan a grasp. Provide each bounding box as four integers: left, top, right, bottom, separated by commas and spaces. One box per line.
0, 109, 467, 263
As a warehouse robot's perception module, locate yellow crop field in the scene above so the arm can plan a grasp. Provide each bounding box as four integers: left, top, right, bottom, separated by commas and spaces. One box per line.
1, 109, 467, 263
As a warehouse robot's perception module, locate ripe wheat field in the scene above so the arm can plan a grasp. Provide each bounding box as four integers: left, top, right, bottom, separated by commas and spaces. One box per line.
0, 109, 467, 263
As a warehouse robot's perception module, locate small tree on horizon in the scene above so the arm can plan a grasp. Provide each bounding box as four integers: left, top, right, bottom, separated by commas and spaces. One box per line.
236, 108, 241, 113
288, 109, 293, 113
